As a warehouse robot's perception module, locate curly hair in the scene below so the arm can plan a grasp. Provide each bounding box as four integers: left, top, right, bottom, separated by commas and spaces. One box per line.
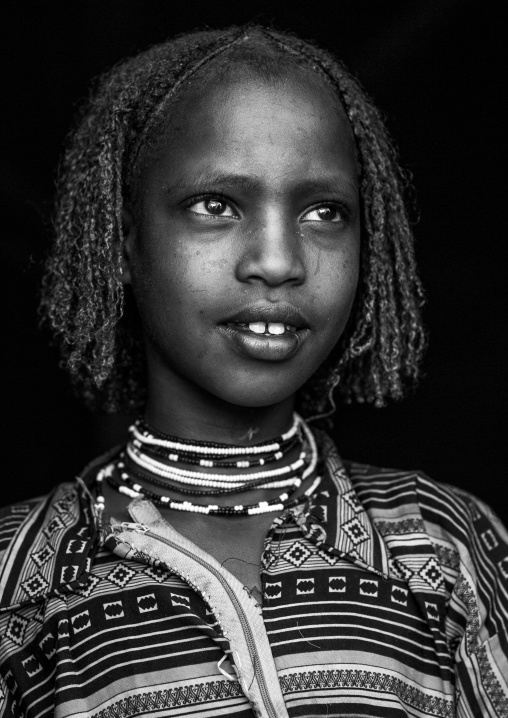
39, 24, 426, 416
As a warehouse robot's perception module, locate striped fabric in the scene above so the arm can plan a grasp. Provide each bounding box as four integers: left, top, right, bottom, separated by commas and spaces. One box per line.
1, 433, 507, 717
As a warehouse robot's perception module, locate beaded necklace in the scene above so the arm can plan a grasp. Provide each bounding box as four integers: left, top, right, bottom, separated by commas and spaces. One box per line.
120, 460, 303, 495
125, 442, 307, 489
98, 413, 321, 516
131, 411, 301, 461
136, 435, 299, 469
126, 412, 307, 489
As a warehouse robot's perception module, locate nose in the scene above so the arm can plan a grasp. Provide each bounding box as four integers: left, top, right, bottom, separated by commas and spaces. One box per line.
235, 209, 306, 287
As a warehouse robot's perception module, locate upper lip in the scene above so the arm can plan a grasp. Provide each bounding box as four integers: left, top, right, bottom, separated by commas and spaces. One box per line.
222, 303, 309, 329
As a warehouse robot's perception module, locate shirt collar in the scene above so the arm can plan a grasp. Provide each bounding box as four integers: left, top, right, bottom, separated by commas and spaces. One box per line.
289, 430, 394, 580
293, 431, 449, 609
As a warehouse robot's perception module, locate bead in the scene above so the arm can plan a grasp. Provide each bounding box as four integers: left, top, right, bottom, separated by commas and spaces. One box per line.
100, 414, 319, 519
127, 444, 306, 485
134, 430, 299, 471
131, 413, 301, 456
107, 468, 303, 516
118, 485, 141, 498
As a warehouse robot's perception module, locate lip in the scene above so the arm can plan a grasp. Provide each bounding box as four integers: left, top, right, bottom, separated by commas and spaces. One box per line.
218, 303, 311, 362
218, 324, 310, 361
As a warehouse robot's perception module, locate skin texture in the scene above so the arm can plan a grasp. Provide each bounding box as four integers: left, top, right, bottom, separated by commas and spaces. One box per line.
123, 71, 361, 444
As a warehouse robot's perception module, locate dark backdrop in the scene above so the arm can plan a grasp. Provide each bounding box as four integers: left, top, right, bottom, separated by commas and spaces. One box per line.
2, 1, 506, 521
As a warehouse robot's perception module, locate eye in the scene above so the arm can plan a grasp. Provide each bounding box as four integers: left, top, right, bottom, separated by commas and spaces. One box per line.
301, 204, 346, 223
187, 197, 237, 218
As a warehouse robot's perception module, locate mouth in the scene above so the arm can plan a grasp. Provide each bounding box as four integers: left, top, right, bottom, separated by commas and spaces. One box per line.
225, 321, 298, 336
222, 303, 309, 331
218, 305, 310, 361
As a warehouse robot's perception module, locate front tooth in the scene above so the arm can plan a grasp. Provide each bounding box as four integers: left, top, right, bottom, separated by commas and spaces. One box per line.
248, 322, 266, 334
267, 322, 285, 335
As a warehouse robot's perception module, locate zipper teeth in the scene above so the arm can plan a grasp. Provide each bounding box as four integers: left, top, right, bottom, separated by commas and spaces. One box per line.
144, 529, 279, 718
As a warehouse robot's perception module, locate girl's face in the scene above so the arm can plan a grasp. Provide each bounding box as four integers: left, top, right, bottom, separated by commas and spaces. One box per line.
123, 70, 360, 411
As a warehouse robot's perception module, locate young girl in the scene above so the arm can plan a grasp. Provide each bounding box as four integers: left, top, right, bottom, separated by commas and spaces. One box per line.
1, 25, 506, 718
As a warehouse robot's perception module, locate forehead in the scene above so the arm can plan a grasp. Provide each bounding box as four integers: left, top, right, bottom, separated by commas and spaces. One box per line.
139, 69, 358, 196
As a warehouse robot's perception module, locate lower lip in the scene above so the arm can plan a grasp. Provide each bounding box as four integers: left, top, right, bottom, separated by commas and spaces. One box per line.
218, 325, 310, 362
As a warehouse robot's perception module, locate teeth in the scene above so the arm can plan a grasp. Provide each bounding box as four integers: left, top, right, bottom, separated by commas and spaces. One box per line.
248, 322, 266, 334
267, 322, 285, 335
243, 322, 297, 335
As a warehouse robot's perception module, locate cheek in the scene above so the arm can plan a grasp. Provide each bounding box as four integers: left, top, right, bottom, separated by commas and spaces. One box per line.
311, 243, 360, 327
131, 237, 227, 329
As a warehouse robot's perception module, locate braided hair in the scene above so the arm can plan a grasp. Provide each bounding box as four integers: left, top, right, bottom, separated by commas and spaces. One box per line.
39, 25, 425, 416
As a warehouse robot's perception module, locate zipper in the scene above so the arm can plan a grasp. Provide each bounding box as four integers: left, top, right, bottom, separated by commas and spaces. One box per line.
125, 523, 280, 718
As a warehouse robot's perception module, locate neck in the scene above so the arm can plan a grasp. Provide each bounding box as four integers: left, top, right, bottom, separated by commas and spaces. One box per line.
144, 369, 295, 446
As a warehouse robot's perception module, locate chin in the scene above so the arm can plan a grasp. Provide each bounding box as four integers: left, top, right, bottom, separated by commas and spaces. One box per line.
211, 379, 303, 410
203, 357, 321, 410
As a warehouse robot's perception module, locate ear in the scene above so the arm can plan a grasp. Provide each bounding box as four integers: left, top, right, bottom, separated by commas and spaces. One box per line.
121, 207, 136, 285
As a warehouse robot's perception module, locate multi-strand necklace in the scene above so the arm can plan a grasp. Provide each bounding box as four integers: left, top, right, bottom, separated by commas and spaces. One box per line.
98, 412, 320, 516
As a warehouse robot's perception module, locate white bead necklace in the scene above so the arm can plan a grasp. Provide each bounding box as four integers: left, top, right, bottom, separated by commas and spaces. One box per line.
131, 412, 301, 456
126, 412, 312, 491
100, 416, 320, 516
126, 443, 307, 488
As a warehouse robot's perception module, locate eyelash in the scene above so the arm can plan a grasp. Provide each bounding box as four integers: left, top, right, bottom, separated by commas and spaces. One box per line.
302, 203, 349, 224
185, 194, 239, 219
184, 194, 350, 223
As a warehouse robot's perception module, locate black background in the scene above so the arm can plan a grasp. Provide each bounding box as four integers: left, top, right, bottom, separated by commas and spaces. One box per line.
2, 1, 506, 520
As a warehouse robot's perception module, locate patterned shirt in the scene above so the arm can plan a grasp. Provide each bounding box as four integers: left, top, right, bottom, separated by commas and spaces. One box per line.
1, 433, 507, 717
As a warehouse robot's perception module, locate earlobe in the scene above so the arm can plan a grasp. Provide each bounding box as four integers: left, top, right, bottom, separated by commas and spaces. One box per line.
121, 207, 136, 285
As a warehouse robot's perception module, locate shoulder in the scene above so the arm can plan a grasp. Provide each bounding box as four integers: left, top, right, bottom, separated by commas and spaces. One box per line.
344, 458, 508, 581
344, 459, 508, 628
319, 431, 507, 557
344, 458, 506, 547
0, 444, 122, 548
0, 492, 56, 560
0, 448, 110, 558
0, 447, 121, 611
0, 486, 72, 612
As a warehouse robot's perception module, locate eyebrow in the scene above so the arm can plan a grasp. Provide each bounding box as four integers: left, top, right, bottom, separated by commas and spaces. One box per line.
168, 170, 358, 199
